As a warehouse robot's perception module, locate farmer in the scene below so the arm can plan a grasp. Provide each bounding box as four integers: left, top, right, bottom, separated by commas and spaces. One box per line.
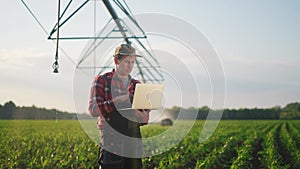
88, 44, 150, 169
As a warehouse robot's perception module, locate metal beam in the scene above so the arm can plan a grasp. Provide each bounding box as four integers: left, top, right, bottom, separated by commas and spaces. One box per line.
102, 0, 130, 44
48, 36, 147, 40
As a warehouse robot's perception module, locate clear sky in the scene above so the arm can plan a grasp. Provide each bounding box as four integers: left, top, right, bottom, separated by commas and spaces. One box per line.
1, 0, 299, 112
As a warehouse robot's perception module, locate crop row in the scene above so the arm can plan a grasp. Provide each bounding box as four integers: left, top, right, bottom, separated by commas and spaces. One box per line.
0, 121, 98, 169
0, 120, 299, 168
142, 120, 258, 169
279, 122, 300, 169
288, 122, 300, 148
142, 121, 300, 169
197, 121, 275, 169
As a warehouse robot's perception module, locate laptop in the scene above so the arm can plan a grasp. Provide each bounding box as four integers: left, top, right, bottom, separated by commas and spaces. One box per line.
119, 83, 164, 110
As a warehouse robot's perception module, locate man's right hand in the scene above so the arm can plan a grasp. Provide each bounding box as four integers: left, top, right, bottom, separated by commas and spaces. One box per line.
135, 109, 150, 125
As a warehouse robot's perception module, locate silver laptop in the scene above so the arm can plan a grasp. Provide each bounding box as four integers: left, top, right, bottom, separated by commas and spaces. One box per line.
119, 83, 164, 110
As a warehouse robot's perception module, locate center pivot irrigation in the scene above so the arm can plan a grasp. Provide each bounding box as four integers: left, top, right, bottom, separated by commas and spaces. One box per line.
21, 0, 164, 83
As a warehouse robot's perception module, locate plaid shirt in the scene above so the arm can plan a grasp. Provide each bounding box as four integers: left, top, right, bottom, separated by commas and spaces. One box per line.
88, 69, 149, 128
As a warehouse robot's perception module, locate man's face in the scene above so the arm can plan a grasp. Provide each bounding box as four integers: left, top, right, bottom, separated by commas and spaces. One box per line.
116, 56, 136, 77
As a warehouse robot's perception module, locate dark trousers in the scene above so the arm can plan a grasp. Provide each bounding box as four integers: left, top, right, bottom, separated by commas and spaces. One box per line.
99, 150, 142, 169
98, 111, 142, 169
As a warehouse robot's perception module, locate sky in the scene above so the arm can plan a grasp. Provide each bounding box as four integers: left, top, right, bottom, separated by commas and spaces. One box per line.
1, 0, 300, 113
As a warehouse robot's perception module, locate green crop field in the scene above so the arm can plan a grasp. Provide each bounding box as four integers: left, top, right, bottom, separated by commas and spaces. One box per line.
0, 120, 299, 169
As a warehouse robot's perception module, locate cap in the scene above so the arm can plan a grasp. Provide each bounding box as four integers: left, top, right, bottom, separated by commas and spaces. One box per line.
114, 44, 142, 58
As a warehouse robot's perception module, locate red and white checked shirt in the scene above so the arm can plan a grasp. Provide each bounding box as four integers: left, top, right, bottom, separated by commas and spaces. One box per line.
88, 69, 149, 128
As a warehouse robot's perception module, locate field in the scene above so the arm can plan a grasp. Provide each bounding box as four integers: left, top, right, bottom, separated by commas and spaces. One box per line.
0, 120, 299, 169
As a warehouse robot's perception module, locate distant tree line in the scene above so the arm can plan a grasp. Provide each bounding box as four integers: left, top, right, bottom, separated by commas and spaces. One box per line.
0, 101, 77, 120
0, 100, 299, 120
166, 102, 300, 120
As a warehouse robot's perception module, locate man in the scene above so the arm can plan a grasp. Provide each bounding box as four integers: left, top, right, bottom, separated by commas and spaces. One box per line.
89, 44, 150, 169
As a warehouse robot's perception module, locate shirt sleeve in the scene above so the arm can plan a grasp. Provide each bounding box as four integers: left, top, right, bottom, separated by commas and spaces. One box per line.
88, 76, 116, 118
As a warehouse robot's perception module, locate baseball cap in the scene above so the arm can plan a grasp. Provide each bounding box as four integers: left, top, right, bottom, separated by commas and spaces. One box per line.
114, 44, 142, 57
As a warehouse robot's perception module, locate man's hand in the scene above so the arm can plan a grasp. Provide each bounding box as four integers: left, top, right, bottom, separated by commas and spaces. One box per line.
135, 109, 150, 125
